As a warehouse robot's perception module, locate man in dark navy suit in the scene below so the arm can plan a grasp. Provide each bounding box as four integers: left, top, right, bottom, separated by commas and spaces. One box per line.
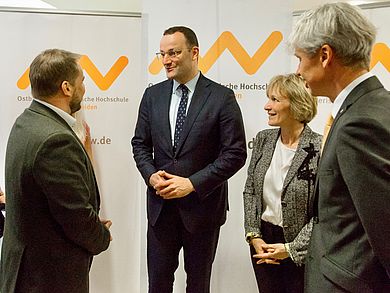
132, 26, 247, 293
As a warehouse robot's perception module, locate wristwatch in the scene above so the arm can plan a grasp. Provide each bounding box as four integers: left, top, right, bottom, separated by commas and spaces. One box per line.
246, 232, 261, 243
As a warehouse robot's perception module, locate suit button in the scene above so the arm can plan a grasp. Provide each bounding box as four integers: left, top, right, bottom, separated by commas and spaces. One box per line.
173, 159, 178, 164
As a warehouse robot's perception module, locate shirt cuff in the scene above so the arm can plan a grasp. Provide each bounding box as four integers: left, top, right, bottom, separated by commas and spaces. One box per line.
284, 243, 296, 262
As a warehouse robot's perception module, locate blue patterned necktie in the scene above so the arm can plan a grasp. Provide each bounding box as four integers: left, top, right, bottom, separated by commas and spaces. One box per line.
173, 84, 189, 152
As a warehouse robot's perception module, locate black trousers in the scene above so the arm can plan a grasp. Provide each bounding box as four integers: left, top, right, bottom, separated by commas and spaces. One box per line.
0, 213, 4, 238
147, 201, 220, 293
0, 204, 4, 237
250, 220, 304, 293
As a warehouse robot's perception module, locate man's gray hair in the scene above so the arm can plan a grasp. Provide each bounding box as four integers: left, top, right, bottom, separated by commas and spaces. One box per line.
288, 2, 376, 69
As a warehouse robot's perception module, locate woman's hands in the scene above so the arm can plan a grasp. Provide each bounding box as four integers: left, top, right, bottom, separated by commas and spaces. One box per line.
252, 239, 289, 265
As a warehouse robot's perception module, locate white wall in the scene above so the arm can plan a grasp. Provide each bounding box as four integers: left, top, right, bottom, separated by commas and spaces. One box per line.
1, 0, 387, 13
293, 0, 386, 11
42, 0, 141, 12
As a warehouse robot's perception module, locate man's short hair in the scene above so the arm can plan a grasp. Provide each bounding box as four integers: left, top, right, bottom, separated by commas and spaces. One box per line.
288, 2, 376, 69
29, 49, 81, 99
163, 26, 199, 48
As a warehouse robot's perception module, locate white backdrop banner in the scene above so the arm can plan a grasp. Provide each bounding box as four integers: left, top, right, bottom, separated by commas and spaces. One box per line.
0, 9, 143, 293
0, 2, 388, 293
366, 6, 390, 88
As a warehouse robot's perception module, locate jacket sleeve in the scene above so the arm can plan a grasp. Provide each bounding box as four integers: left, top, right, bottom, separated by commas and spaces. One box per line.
189, 90, 247, 200
288, 218, 313, 265
131, 89, 157, 186
33, 132, 110, 255
243, 131, 265, 236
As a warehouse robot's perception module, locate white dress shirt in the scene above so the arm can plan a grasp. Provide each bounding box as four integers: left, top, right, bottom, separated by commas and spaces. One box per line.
169, 72, 200, 145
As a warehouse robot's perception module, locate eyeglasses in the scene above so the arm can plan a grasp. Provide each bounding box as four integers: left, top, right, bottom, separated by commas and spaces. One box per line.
156, 48, 191, 60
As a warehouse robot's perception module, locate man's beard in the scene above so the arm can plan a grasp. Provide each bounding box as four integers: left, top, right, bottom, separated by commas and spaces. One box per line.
70, 97, 82, 114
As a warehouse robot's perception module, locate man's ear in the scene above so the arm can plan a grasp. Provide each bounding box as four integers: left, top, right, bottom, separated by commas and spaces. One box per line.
61, 81, 72, 96
320, 44, 333, 68
192, 46, 199, 61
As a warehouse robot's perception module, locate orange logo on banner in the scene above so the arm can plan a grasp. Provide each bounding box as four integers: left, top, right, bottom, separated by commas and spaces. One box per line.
370, 43, 390, 71
17, 55, 129, 90
149, 31, 283, 75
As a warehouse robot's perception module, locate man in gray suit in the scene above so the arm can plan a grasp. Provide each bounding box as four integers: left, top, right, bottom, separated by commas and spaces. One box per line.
0, 49, 112, 293
289, 3, 390, 292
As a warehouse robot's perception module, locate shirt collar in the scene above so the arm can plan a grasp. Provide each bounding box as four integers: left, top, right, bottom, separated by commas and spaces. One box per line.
34, 98, 77, 129
332, 71, 373, 118
173, 71, 200, 94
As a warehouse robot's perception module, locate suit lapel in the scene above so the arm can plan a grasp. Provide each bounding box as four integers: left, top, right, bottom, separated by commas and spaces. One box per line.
262, 130, 279, 171
158, 80, 174, 152
282, 126, 314, 192
312, 76, 384, 218
174, 74, 210, 155
339, 76, 383, 112
322, 76, 382, 154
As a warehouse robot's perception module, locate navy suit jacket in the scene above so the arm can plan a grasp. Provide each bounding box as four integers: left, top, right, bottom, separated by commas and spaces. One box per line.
132, 73, 247, 232
306, 76, 390, 292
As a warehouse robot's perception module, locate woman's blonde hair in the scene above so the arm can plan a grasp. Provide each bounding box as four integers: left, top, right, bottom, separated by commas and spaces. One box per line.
266, 73, 317, 123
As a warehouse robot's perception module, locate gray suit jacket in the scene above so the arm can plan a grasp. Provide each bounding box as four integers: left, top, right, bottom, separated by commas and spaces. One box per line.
306, 76, 390, 292
0, 101, 111, 293
244, 125, 321, 265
